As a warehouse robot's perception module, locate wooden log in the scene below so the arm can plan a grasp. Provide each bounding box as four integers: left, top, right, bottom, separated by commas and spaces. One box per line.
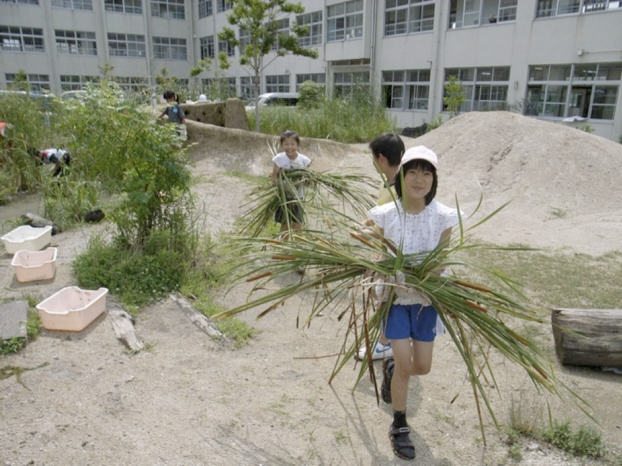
109, 307, 144, 352
170, 293, 227, 342
551, 308, 622, 367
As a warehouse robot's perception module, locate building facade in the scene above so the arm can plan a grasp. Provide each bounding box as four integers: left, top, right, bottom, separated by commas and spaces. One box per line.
1, 0, 621, 140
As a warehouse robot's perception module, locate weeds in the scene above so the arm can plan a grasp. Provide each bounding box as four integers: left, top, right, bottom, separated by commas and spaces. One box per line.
542, 421, 604, 458
248, 92, 395, 143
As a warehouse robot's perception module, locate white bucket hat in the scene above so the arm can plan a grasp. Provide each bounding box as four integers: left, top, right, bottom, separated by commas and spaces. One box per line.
400, 145, 438, 170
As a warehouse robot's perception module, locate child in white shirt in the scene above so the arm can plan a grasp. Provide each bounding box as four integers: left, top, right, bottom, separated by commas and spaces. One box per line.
367, 145, 458, 461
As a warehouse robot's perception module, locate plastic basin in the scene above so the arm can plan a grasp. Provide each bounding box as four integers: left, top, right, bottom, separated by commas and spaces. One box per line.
1, 225, 53, 254
11, 247, 58, 283
36, 286, 109, 332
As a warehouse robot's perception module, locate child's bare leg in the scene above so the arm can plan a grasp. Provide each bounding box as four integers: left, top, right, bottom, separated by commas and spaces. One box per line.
390, 339, 434, 411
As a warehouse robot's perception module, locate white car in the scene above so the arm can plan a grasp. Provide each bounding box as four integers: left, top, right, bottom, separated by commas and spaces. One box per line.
245, 92, 300, 111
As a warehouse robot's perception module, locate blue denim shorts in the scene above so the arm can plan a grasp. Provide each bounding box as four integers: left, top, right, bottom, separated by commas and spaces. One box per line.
384, 304, 439, 342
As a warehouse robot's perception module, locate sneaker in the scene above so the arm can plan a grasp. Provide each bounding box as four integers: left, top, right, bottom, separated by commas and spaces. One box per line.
356, 341, 393, 361
381, 357, 394, 404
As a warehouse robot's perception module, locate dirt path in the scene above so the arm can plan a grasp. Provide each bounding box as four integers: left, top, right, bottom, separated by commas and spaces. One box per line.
1, 122, 621, 465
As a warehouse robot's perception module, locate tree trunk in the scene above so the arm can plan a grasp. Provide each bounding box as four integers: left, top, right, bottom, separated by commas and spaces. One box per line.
551, 308, 622, 367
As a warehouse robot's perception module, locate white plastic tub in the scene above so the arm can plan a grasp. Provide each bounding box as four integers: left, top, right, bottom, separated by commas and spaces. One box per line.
1, 225, 53, 254
36, 286, 109, 332
11, 247, 58, 283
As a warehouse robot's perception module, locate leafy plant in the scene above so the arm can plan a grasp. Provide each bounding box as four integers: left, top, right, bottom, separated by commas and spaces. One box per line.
298, 80, 325, 109
443, 76, 465, 116
218, 0, 319, 130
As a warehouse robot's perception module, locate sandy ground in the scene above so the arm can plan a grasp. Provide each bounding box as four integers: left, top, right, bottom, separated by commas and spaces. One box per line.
1, 112, 621, 465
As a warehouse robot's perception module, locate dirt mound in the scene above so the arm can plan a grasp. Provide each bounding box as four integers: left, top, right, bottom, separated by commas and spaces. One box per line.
413, 112, 622, 255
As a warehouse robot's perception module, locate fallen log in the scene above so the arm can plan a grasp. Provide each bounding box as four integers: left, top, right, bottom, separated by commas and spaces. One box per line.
109, 306, 144, 352
551, 308, 622, 367
170, 293, 226, 342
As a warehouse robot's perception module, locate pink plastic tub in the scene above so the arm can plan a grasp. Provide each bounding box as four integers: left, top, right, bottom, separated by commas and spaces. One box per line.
36, 286, 109, 331
11, 247, 58, 283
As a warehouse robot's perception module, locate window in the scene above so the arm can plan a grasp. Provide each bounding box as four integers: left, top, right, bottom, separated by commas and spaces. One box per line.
5, 73, 49, 92
105, 0, 142, 14
151, 0, 184, 19
51, 0, 92, 9
327, 0, 363, 41
445, 66, 510, 111
112, 76, 148, 93
270, 18, 289, 51
296, 73, 325, 90
108, 32, 146, 57
0, 26, 44, 52
265, 74, 290, 93
382, 69, 430, 110
217, 0, 231, 13
60, 74, 99, 90
55, 30, 97, 55
449, 0, 517, 28
218, 39, 234, 57
200, 35, 215, 59
536, 0, 620, 17
153, 36, 187, 60
297, 11, 322, 46
240, 76, 257, 100
385, 0, 435, 36
0, 0, 39, 4
526, 63, 620, 120
333, 71, 370, 97
198, 0, 212, 17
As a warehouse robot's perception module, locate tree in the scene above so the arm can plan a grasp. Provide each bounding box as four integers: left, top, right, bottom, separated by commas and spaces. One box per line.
218, 0, 318, 131
443, 76, 465, 116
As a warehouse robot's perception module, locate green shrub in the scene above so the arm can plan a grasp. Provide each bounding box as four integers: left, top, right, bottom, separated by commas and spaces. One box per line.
42, 178, 99, 231
298, 80, 325, 110
73, 235, 190, 310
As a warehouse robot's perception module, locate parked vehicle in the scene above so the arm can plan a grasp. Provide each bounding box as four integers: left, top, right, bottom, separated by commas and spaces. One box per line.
245, 92, 300, 111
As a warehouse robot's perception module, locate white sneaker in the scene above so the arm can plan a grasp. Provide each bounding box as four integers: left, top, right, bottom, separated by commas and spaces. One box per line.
356, 341, 392, 361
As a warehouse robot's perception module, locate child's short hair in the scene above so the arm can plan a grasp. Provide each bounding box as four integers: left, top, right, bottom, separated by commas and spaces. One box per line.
280, 129, 300, 145
369, 133, 405, 167
394, 158, 438, 205
163, 90, 176, 100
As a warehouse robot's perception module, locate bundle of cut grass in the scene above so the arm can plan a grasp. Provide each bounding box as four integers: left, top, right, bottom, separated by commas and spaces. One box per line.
217, 202, 591, 440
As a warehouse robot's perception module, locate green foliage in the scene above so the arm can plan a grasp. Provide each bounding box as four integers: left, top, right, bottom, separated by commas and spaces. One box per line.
219, 0, 318, 130
578, 124, 594, 134
427, 116, 444, 131
542, 421, 604, 458
155, 68, 185, 102
443, 76, 465, 116
0, 92, 54, 202
42, 177, 99, 232
55, 81, 194, 249
179, 236, 255, 346
73, 235, 191, 310
297, 81, 324, 109
248, 93, 395, 143
7, 70, 29, 92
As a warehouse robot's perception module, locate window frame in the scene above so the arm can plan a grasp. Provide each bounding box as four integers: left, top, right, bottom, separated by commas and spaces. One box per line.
327, 0, 363, 42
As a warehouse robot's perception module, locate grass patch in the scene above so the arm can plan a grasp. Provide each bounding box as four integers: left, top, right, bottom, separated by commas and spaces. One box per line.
462, 247, 622, 309
542, 421, 604, 458
179, 236, 254, 347
248, 94, 396, 143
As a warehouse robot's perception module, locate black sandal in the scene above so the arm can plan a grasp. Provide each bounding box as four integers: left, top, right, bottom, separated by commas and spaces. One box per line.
389, 424, 415, 460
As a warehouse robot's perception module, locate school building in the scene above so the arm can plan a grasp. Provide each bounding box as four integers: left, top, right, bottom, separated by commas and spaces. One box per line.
1, 0, 621, 141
